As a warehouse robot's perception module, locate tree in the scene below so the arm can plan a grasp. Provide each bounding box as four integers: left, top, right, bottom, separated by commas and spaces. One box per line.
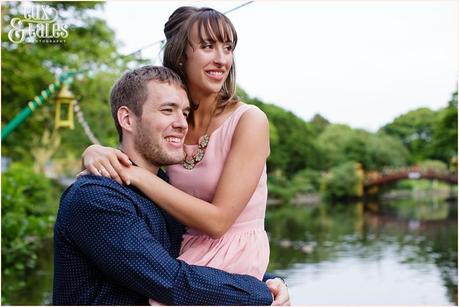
318, 124, 408, 170
1, 2, 143, 164
428, 91, 458, 164
309, 113, 330, 136
320, 161, 360, 200
380, 107, 437, 163
245, 96, 323, 175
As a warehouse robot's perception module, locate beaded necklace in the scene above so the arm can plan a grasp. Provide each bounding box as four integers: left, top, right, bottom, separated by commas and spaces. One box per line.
182, 107, 216, 170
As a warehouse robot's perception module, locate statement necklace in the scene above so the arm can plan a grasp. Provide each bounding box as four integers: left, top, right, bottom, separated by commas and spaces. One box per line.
183, 109, 215, 170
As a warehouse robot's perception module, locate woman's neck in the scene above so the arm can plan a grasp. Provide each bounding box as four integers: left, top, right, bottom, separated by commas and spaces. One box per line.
190, 92, 218, 128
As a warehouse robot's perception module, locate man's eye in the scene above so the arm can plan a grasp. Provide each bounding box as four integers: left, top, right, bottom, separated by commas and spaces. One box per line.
162, 109, 173, 113
183, 111, 190, 118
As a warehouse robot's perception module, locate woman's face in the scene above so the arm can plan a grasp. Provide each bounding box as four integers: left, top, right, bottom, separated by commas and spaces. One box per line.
183, 22, 234, 98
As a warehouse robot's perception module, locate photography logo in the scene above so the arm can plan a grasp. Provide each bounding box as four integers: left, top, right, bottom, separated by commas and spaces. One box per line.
8, 4, 69, 44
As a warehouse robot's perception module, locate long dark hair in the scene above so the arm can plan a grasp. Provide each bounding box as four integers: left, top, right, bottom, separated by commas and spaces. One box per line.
163, 6, 239, 124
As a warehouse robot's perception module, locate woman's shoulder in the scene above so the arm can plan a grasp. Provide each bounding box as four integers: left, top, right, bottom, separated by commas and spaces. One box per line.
237, 102, 268, 124
215, 102, 268, 136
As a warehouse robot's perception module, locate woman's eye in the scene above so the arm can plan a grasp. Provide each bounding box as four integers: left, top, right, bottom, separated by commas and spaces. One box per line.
201, 42, 212, 49
183, 112, 190, 118
162, 109, 173, 113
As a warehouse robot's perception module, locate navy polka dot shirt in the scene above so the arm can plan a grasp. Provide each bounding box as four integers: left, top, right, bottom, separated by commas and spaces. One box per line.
53, 172, 273, 305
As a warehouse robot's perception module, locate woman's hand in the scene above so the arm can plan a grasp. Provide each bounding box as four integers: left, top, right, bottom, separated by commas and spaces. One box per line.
81, 144, 132, 184
267, 278, 290, 306
118, 164, 154, 186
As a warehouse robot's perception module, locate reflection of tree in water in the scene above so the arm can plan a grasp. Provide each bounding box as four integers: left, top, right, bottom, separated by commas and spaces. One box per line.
266, 198, 457, 304
365, 199, 457, 304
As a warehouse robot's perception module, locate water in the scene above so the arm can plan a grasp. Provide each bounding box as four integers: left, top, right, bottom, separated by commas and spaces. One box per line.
266, 197, 458, 305
3, 195, 457, 305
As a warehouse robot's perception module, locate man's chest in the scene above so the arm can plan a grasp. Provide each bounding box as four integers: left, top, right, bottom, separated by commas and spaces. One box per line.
139, 200, 184, 257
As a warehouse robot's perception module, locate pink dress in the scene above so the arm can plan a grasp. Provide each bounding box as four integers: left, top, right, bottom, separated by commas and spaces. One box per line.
166, 103, 270, 280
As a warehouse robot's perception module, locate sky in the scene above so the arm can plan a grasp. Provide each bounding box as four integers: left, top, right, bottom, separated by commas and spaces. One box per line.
99, 0, 458, 132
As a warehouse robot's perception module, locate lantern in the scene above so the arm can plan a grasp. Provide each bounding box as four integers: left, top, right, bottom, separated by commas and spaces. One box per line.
54, 84, 75, 129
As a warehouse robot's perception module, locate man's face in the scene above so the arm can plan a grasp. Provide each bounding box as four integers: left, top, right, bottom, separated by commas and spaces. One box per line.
133, 81, 190, 167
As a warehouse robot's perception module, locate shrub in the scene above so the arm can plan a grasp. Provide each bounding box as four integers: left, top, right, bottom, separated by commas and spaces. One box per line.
267, 173, 296, 203
1, 162, 62, 304
290, 169, 322, 194
321, 161, 360, 201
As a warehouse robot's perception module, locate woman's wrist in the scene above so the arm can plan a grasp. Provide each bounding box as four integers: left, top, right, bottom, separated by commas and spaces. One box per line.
129, 166, 155, 187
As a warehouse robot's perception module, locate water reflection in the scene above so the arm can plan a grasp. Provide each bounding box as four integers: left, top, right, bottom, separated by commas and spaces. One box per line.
4, 197, 457, 305
266, 198, 458, 305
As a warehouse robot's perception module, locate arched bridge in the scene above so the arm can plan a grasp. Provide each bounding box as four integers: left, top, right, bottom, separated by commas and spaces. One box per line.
365, 167, 457, 188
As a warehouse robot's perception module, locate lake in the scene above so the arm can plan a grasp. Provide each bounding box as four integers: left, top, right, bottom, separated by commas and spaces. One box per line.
4, 194, 457, 305
266, 196, 458, 305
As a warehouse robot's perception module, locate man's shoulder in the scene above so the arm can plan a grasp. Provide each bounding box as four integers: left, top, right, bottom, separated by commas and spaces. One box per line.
66, 175, 128, 196
60, 175, 138, 211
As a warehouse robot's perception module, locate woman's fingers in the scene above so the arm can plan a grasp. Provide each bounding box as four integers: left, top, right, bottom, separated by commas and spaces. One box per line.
100, 158, 124, 184
102, 163, 124, 184
108, 153, 131, 184
76, 170, 90, 178
86, 163, 102, 176
115, 149, 132, 167
81, 146, 133, 185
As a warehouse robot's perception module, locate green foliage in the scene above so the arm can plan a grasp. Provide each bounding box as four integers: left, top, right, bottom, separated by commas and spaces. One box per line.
417, 159, 448, 172
380, 107, 437, 163
238, 93, 323, 175
318, 124, 408, 170
309, 113, 330, 135
267, 169, 322, 203
1, 2, 143, 166
267, 173, 296, 203
428, 91, 458, 164
380, 93, 458, 165
321, 161, 360, 201
1, 162, 63, 304
290, 169, 322, 194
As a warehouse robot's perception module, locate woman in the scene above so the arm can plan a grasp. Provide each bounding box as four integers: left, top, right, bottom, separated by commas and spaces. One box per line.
83, 6, 271, 284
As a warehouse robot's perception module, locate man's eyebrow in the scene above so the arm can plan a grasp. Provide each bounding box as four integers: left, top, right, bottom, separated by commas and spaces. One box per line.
159, 102, 180, 108
160, 102, 191, 112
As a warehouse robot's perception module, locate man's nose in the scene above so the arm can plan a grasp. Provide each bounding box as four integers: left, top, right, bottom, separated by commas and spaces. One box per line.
172, 112, 188, 130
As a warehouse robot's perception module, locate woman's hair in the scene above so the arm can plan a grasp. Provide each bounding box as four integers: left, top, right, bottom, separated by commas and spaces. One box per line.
163, 6, 239, 121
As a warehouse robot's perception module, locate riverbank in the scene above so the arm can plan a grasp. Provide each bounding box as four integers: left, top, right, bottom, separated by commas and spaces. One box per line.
268, 186, 457, 207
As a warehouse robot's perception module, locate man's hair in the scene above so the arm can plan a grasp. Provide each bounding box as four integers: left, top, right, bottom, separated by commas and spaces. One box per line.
110, 65, 186, 141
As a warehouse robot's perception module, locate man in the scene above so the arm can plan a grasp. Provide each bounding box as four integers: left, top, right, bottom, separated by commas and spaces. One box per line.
53, 66, 289, 305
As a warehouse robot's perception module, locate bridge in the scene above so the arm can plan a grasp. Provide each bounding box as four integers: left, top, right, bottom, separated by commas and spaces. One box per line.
365, 166, 457, 187
356, 166, 457, 197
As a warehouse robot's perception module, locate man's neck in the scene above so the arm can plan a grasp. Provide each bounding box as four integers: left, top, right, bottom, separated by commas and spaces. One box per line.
118, 143, 159, 175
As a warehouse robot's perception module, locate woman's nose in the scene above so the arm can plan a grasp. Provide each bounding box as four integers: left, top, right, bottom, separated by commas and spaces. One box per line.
213, 46, 229, 65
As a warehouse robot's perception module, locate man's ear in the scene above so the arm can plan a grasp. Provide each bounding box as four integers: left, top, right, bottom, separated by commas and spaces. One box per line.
117, 106, 137, 133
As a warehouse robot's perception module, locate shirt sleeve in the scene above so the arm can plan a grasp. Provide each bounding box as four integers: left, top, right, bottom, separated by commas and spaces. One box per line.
263, 272, 277, 282
65, 181, 273, 306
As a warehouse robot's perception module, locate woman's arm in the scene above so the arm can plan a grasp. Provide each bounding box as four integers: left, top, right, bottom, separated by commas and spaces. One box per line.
81, 144, 132, 184
129, 107, 270, 239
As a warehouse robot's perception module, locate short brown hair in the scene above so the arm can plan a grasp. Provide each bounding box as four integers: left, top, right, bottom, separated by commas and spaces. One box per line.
163, 7, 239, 122
110, 65, 185, 141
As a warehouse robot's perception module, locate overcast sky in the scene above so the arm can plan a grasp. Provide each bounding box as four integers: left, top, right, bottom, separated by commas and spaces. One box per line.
100, 0, 457, 132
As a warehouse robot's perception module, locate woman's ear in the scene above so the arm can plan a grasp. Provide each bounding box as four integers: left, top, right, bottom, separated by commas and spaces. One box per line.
117, 106, 136, 133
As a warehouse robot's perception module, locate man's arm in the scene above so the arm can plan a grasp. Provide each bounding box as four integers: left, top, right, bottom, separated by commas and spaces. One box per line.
65, 180, 273, 305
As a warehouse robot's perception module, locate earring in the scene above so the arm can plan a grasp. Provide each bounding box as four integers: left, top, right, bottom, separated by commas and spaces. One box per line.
179, 62, 183, 66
